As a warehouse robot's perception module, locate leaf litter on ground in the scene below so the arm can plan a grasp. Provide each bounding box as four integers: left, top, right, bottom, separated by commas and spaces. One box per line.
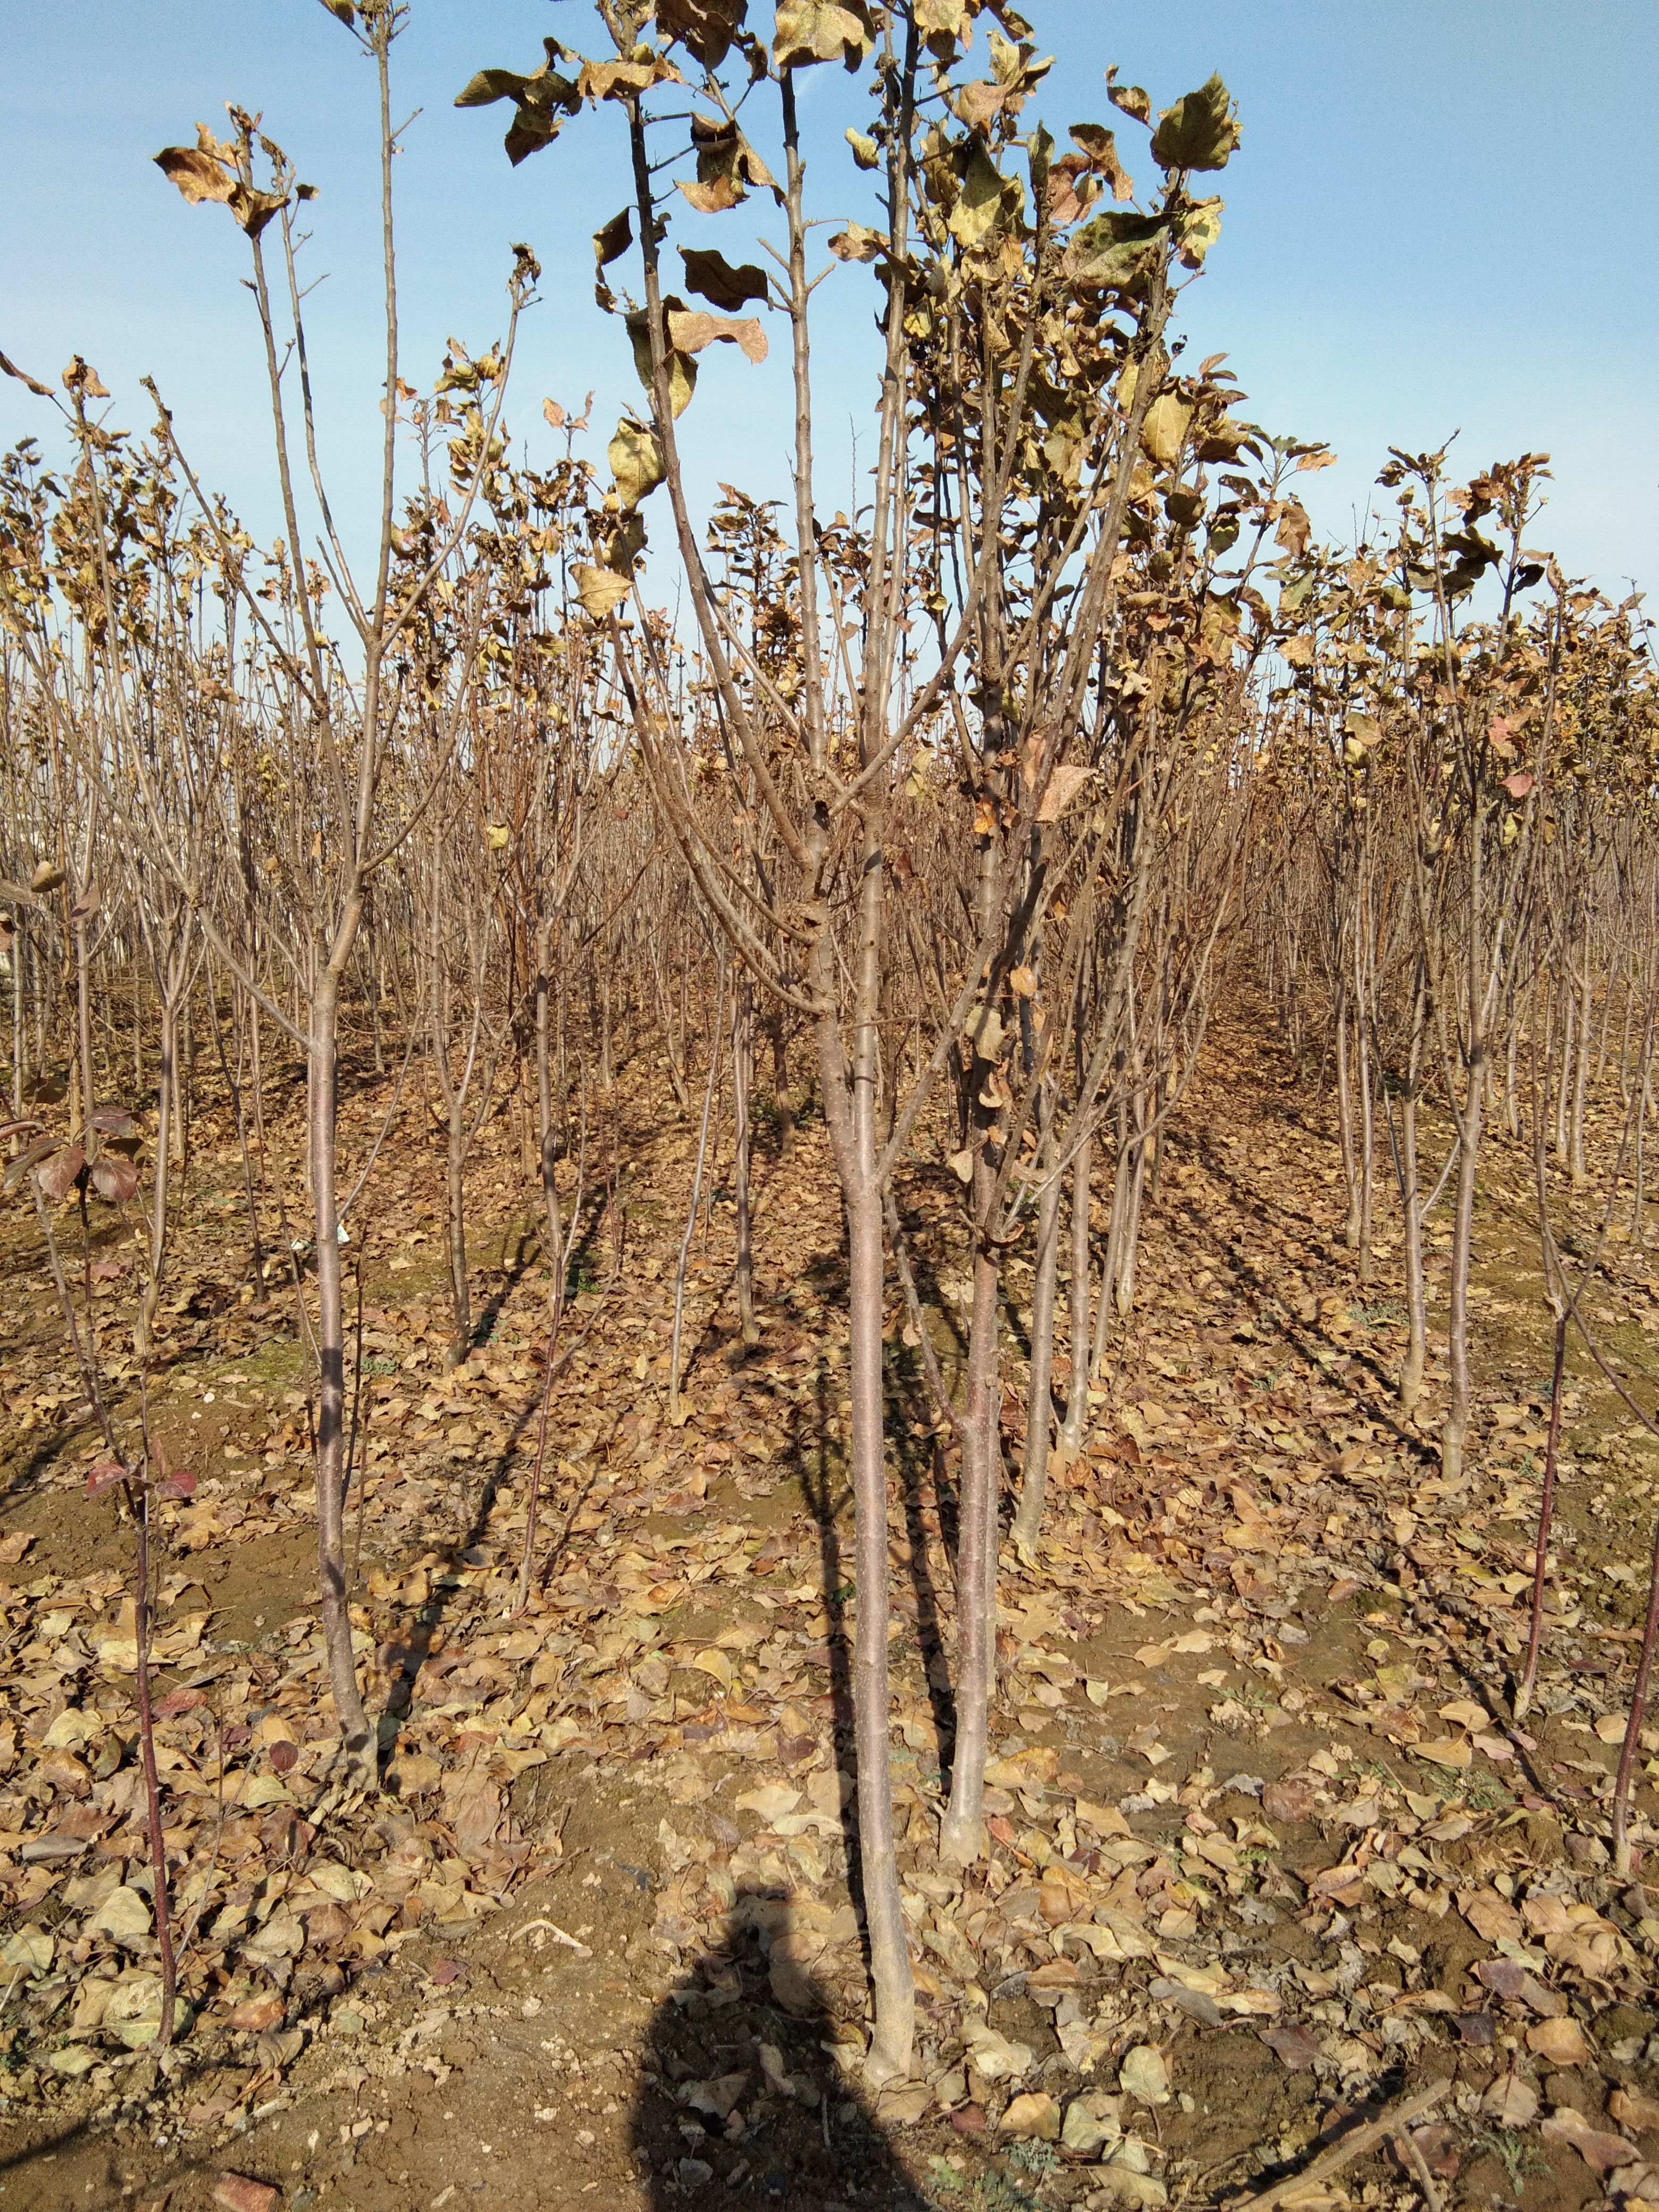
1, 996, 1657, 2207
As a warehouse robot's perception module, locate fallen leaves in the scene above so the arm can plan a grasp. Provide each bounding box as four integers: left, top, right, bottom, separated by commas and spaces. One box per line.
730, 1779, 797, 1823
1412, 1736, 1473, 1771
2, 950, 1656, 2212
1541, 2106, 1640, 2175
1611, 2085, 1659, 2134
1260, 1776, 1317, 1823
1259, 2022, 1322, 2072
1118, 2045, 1171, 2106
1458, 1886, 1523, 1943
88, 1886, 152, 1943
1526, 2017, 1591, 2065
1, 1925, 53, 1974
1000, 2089, 1060, 2138
1485, 2072, 1540, 2128
961, 2017, 1034, 2083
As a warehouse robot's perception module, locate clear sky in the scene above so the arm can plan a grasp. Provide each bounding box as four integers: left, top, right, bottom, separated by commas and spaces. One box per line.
2, 1, 1654, 602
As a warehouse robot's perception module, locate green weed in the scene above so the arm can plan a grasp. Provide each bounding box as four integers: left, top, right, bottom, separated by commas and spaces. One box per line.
1468, 2127, 1548, 2192
924, 2149, 1053, 2212
1464, 1777, 1514, 1812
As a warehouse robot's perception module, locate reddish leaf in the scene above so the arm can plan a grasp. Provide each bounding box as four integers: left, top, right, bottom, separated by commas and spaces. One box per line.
1261, 1776, 1317, 1823
1260, 2022, 1322, 2071
1500, 769, 1535, 800
156, 1468, 197, 1499
1400, 2125, 1461, 2182
36, 1142, 86, 1201
1486, 715, 1520, 759
270, 1739, 298, 1775
88, 1105, 138, 1137
86, 1459, 128, 1498
90, 1154, 139, 1203
1473, 1957, 1528, 2001
1541, 2110, 1639, 2176
4, 1133, 61, 1191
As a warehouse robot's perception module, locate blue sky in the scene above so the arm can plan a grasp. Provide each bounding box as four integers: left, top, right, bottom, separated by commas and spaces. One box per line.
2, 2, 1654, 601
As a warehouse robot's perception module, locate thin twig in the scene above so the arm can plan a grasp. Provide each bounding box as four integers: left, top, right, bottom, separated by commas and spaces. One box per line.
1225, 2081, 1451, 2212
1393, 2124, 1445, 2212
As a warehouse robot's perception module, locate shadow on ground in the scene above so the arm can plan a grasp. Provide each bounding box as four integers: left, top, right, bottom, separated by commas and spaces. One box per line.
631, 1892, 928, 2211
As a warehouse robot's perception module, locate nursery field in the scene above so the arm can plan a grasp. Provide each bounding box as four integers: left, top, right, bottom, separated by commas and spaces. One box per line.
2, 5, 1657, 2211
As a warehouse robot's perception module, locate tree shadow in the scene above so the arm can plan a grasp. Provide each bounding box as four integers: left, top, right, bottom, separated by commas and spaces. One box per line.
881, 1352, 957, 1796
465, 1220, 545, 1351
369, 1185, 615, 1742
630, 1890, 927, 2211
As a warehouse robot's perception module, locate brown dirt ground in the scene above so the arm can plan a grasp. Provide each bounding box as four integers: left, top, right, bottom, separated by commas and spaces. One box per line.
1, 983, 1657, 2212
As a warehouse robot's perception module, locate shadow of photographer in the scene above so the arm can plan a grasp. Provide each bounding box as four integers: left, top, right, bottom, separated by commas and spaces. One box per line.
629, 1886, 929, 2211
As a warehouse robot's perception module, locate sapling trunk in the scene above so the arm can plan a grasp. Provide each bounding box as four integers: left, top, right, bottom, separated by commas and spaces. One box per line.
843, 1167, 913, 2079
1505, 1015, 1521, 1137
732, 975, 758, 1345
652, 945, 690, 1115
941, 1152, 1003, 1866
534, 911, 564, 1277
1570, 922, 1592, 1186
206, 965, 264, 1290
820, 805, 911, 2082
517, 1308, 562, 1618
11, 911, 24, 1118
1380, 968, 1436, 1416
1356, 1015, 1376, 1286
1012, 1103, 1064, 1554
1611, 1504, 1659, 1874
135, 987, 178, 1360
445, 1090, 471, 1363
428, 862, 481, 1370
1060, 1133, 1093, 1456
1554, 988, 1573, 1160
760, 1010, 789, 1157
668, 967, 724, 1423
1442, 1046, 1484, 1483
1113, 1094, 1149, 1320
1337, 990, 1361, 1251
309, 976, 376, 1793
518, 1092, 585, 1611
177, 990, 194, 1187
124, 1462, 177, 2048
1398, 1076, 1427, 1413
942, 726, 1016, 1871
1090, 1108, 1130, 1378
1635, 1082, 1650, 1249
1513, 1311, 1566, 1721
884, 1189, 963, 1442
74, 895, 95, 1128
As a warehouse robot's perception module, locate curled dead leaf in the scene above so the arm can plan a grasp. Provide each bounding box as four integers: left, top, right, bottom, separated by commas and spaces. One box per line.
666, 308, 768, 364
